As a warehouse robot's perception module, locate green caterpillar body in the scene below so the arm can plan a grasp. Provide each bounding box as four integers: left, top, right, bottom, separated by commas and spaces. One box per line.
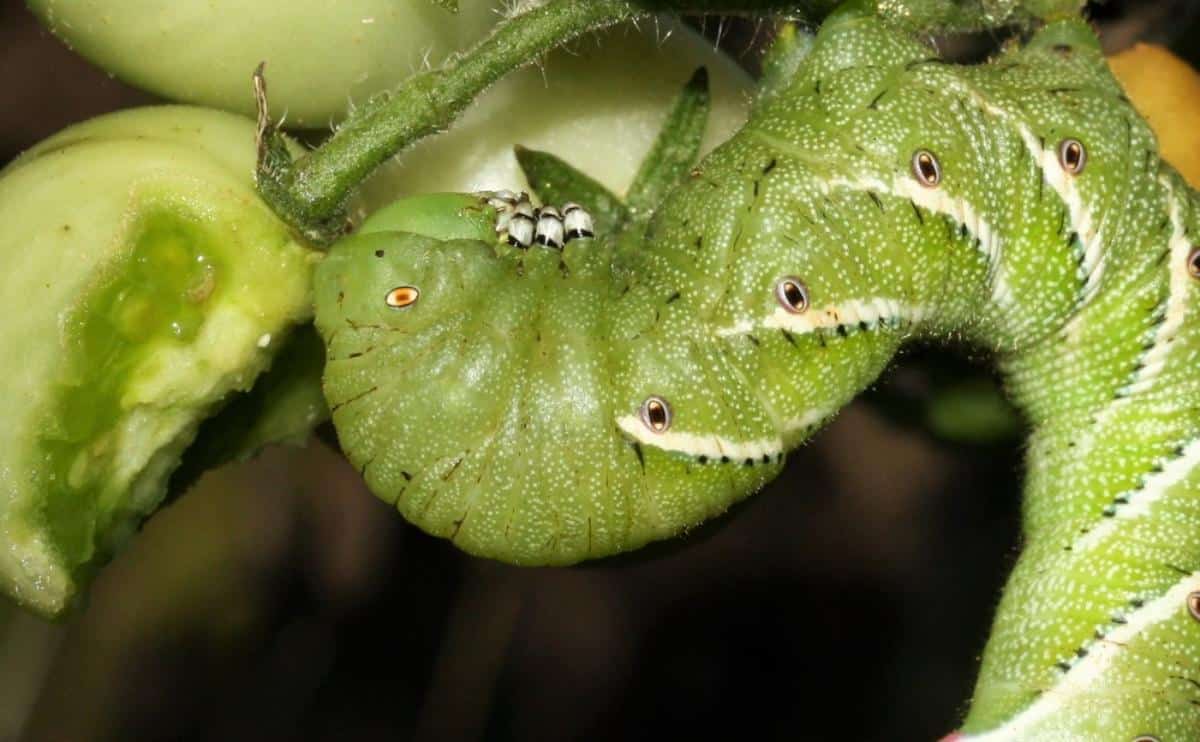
315, 9, 1200, 738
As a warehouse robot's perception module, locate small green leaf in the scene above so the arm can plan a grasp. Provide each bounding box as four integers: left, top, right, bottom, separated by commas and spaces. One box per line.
428, 0, 459, 12
624, 67, 711, 220
514, 145, 628, 235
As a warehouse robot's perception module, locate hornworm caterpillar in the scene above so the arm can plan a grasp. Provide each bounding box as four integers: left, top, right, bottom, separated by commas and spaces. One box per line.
314, 7, 1200, 738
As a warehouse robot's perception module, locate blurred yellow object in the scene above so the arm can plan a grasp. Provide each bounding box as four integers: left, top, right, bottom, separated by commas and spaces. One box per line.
1109, 43, 1200, 187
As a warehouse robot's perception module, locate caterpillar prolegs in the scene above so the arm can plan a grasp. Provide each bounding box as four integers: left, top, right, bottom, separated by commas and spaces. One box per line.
314, 8, 1200, 739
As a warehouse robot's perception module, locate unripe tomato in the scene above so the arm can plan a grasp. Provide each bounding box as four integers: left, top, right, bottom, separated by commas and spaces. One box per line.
0, 105, 320, 616
26, 0, 503, 129
1108, 44, 1200, 187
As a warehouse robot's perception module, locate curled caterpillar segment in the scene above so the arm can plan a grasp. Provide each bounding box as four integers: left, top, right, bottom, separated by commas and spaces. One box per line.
482, 190, 595, 249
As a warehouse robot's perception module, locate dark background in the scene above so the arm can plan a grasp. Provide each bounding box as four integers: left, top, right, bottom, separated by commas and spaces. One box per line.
0, 2, 1196, 741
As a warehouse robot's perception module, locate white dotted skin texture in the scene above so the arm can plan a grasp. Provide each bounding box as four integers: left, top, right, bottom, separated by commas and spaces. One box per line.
314, 11, 1200, 738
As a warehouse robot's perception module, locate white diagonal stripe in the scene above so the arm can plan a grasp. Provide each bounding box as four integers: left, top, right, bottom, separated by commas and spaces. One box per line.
715, 297, 933, 338
781, 407, 834, 434
1072, 434, 1200, 554
616, 415, 784, 462
960, 571, 1200, 741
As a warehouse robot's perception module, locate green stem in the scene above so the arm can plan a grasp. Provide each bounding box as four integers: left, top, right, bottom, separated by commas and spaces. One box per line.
259, 0, 643, 242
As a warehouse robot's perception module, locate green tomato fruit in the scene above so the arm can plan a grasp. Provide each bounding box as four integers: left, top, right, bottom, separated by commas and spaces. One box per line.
359, 19, 753, 207
26, 0, 502, 129
0, 105, 321, 617
170, 325, 330, 496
